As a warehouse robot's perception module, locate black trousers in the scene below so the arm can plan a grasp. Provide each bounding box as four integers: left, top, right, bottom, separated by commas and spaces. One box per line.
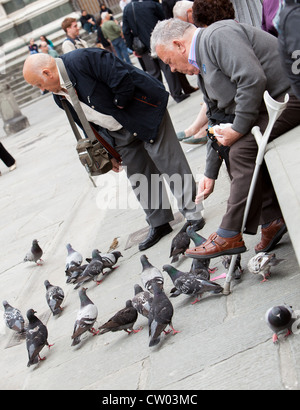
0, 142, 15, 168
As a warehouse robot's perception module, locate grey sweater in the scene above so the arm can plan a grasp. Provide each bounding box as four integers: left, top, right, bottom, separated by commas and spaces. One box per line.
195, 20, 291, 179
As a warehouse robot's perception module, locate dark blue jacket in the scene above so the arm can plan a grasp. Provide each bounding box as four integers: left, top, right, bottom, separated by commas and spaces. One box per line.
56, 48, 169, 142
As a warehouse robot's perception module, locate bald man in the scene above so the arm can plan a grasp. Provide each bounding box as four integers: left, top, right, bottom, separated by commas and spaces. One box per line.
23, 50, 205, 251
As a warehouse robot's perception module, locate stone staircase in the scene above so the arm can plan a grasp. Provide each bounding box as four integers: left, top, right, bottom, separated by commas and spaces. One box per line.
0, 29, 97, 109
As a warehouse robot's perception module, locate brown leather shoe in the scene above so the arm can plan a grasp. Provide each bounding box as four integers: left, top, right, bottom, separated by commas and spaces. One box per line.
186, 232, 247, 259
255, 218, 287, 254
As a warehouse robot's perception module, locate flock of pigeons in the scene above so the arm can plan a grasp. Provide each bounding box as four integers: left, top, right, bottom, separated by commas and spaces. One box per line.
2, 226, 296, 369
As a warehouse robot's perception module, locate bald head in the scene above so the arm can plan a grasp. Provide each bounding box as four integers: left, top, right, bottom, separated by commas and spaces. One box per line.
23, 54, 61, 94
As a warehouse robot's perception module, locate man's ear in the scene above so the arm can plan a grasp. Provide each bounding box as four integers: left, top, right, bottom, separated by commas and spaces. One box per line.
172, 40, 186, 55
42, 68, 52, 78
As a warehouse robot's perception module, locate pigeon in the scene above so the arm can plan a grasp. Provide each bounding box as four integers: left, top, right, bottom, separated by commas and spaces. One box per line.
221, 255, 243, 280
148, 281, 179, 347
189, 259, 211, 281
169, 225, 190, 263
98, 300, 141, 335
66, 264, 88, 284
99, 251, 123, 272
247, 252, 284, 282
44, 280, 65, 316
24, 239, 43, 265
265, 304, 298, 343
3, 301, 26, 334
65, 243, 83, 272
140, 254, 164, 293
73, 249, 104, 289
71, 288, 99, 346
132, 284, 153, 319
26, 309, 53, 367
186, 227, 217, 274
163, 264, 223, 304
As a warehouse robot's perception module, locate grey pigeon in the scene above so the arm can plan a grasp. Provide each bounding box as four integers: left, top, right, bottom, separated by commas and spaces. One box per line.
221, 255, 243, 280
99, 251, 123, 272
65, 243, 83, 272
73, 249, 103, 289
148, 281, 179, 347
26, 309, 53, 367
140, 254, 164, 293
169, 225, 190, 263
71, 288, 99, 346
132, 284, 153, 319
163, 264, 223, 304
265, 304, 298, 343
3, 300, 26, 334
24, 239, 43, 265
44, 280, 64, 316
189, 259, 211, 281
66, 263, 88, 284
247, 252, 284, 282
98, 300, 141, 335
186, 227, 217, 274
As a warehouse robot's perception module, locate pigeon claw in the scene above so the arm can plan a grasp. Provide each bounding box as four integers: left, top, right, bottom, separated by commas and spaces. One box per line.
126, 326, 143, 335
90, 328, 100, 336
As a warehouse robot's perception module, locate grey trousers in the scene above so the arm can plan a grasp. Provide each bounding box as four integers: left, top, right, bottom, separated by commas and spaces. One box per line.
109, 111, 203, 228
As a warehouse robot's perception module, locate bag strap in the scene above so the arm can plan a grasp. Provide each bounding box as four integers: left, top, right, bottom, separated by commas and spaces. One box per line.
55, 58, 122, 163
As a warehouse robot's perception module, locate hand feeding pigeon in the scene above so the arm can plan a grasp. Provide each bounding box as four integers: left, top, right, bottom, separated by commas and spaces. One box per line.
221, 255, 243, 280
3, 301, 26, 334
73, 249, 104, 289
71, 288, 99, 346
148, 281, 179, 347
44, 280, 65, 316
24, 239, 43, 265
98, 300, 141, 335
163, 264, 223, 304
265, 304, 298, 343
140, 254, 164, 293
247, 252, 284, 282
169, 225, 191, 263
26, 309, 53, 367
132, 284, 153, 319
65, 243, 83, 272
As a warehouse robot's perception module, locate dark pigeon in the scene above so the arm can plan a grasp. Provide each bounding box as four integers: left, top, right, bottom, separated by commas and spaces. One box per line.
148, 281, 179, 347
98, 300, 141, 335
265, 304, 298, 343
163, 264, 223, 304
221, 255, 243, 280
132, 284, 153, 319
186, 227, 217, 274
24, 239, 43, 265
73, 249, 103, 289
71, 288, 99, 346
140, 254, 164, 293
169, 225, 191, 263
3, 301, 26, 334
44, 280, 65, 316
26, 309, 53, 367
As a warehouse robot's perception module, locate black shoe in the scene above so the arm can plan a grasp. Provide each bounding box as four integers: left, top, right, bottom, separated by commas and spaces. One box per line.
139, 223, 173, 251
174, 94, 190, 103
182, 218, 206, 232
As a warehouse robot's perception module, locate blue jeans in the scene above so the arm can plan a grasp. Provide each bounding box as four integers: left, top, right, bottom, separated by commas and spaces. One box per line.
111, 37, 132, 65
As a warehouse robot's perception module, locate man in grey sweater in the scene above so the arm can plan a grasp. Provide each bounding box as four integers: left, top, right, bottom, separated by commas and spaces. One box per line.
151, 18, 300, 258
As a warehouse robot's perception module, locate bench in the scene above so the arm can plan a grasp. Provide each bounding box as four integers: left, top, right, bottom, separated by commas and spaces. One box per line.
265, 125, 300, 266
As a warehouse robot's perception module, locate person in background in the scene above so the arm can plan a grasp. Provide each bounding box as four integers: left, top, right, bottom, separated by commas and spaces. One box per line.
28, 39, 39, 55
0, 142, 16, 175
262, 0, 280, 36
40, 41, 60, 58
40, 35, 55, 49
278, 0, 300, 99
80, 10, 97, 34
61, 17, 88, 54
101, 11, 132, 65
95, 16, 115, 53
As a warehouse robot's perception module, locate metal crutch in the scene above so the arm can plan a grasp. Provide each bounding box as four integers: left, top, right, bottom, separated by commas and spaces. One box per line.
223, 91, 290, 295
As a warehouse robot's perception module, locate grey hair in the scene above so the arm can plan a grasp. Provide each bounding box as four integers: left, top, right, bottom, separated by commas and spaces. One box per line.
150, 18, 194, 57
173, 0, 193, 18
